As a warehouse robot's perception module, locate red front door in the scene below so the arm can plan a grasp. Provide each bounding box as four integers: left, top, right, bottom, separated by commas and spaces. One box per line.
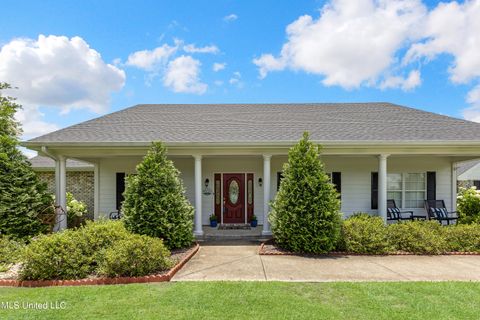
223, 173, 245, 223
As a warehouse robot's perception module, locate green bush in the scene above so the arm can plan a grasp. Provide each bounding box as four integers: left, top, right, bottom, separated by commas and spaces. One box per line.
66, 192, 88, 228
387, 220, 448, 254
457, 187, 480, 224
0, 83, 51, 239
340, 214, 392, 254
0, 237, 25, 271
97, 234, 171, 277
270, 132, 342, 253
20, 230, 91, 280
123, 142, 194, 250
444, 224, 480, 252
19, 220, 172, 280
77, 220, 131, 262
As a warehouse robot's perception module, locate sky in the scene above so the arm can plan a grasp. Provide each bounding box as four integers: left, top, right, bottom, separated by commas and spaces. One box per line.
1, 0, 480, 156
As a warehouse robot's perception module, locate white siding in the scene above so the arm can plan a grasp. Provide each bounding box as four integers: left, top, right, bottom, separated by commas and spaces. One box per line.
98, 154, 454, 222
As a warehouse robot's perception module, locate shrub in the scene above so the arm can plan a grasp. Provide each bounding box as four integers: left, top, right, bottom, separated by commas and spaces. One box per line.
20, 230, 91, 280
19, 220, 172, 280
444, 224, 480, 252
66, 192, 88, 228
387, 220, 448, 254
76, 220, 131, 264
0, 237, 25, 271
340, 214, 392, 254
270, 132, 342, 253
0, 83, 51, 239
97, 234, 171, 277
122, 142, 194, 249
457, 187, 480, 224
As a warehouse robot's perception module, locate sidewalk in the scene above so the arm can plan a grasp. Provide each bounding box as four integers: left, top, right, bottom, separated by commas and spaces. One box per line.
172, 241, 480, 282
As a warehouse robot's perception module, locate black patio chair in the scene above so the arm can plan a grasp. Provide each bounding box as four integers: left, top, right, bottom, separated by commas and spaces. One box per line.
387, 199, 426, 221
109, 211, 122, 220
424, 200, 459, 225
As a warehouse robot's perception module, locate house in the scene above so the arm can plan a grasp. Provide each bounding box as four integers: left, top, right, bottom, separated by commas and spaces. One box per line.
28, 155, 95, 217
22, 103, 480, 235
457, 160, 480, 189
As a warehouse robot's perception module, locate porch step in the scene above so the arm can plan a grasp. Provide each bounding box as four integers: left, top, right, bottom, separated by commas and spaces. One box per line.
196, 226, 272, 242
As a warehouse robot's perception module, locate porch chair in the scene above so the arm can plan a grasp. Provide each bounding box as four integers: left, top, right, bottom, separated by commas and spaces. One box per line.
424, 200, 459, 225
109, 211, 122, 220
387, 199, 426, 221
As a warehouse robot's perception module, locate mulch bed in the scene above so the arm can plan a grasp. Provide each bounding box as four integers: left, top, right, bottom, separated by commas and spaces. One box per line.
0, 243, 199, 287
259, 240, 480, 256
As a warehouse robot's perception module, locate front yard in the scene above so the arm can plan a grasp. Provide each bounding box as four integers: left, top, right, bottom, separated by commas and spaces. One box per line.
1, 282, 479, 319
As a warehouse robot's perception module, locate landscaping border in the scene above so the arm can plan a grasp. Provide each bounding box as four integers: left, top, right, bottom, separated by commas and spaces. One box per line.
258, 241, 480, 256
0, 243, 199, 287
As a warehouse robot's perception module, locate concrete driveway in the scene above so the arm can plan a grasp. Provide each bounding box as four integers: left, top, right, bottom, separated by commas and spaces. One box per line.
172, 241, 480, 282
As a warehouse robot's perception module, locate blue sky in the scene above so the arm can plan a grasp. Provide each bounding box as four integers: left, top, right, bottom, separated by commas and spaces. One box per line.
1, 0, 480, 146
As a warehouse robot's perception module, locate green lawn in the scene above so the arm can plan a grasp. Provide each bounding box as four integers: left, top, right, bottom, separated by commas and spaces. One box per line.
0, 281, 479, 319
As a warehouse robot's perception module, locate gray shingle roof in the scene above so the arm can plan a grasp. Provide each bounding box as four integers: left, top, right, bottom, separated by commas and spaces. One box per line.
26, 103, 480, 144
457, 160, 480, 176
28, 156, 93, 169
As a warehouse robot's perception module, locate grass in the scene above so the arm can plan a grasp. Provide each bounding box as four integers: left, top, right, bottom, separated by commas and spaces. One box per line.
0, 282, 479, 319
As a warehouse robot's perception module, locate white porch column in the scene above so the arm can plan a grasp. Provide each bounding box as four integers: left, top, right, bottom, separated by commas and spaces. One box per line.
452, 162, 457, 212
262, 154, 272, 235
55, 156, 68, 231
194, 155, 203, 236
378, 154, 389, 223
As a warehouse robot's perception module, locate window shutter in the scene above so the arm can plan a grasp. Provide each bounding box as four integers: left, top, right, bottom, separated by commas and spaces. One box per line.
371, 172, 378, 209
426, 171, 436, 201
116, 172, 126, 210
332, 172, 341, 195
277, 172, 284, 191
474, 180, 480, 189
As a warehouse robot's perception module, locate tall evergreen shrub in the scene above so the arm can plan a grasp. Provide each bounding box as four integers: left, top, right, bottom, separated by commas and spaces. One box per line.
122, 142, 194, 249
270, 132, 341, 253
0, 83, 51, 238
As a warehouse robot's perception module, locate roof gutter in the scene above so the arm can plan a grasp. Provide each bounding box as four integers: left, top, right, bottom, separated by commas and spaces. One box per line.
40, 146, 58, 161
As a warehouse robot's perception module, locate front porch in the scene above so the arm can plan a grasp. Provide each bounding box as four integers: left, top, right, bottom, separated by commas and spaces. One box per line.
34, 144, 480, 233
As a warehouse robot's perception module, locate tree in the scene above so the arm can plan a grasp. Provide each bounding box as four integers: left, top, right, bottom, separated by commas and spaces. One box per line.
0, 83, 51, 238
122, 142, 194, 249
269, 132, 342, 253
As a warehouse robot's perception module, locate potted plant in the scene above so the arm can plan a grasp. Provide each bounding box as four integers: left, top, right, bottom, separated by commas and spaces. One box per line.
209, 214, 218, 227
250, 215, 258, 227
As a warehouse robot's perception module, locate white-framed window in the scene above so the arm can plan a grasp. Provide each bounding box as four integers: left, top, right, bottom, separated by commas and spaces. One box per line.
387, 173, 426, 208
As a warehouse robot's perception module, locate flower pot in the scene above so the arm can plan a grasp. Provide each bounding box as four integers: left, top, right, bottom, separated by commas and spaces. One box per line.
250, 220, 257, 227
210, 220, 218, 228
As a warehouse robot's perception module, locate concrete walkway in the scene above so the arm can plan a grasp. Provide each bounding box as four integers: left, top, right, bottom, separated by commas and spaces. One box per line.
172, 241, 480, 282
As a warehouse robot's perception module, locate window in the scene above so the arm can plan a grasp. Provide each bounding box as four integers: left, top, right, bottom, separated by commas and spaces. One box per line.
387, 173, 402, 206
405, 173, 426, 208
387, 173, 426, 208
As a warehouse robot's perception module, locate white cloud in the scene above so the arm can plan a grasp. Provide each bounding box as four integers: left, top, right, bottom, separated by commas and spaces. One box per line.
163, 55, 207, 94
229, 71, 243, 88
463, 84, 480, 122
213, 62, 226, 72
14, 104, 59, 137
0, 34, 126, 137
126, 43, 178, 70
404, 1, 480, 84
380, 70, 421, 91
254, 0, 427, 89
184, 44, 219, 54
223, 14, 238, 22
